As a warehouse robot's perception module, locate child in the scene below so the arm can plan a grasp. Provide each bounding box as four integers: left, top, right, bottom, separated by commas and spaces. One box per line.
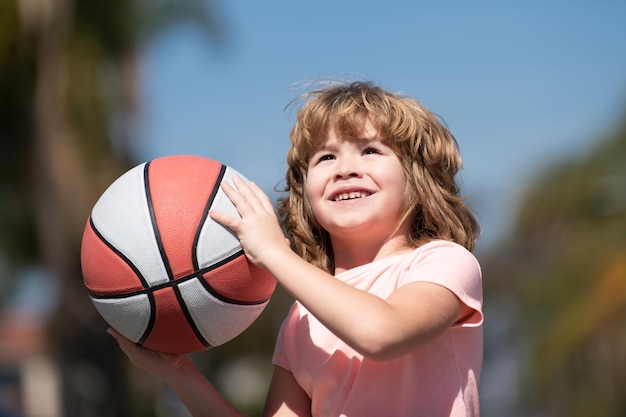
109, 81, 483, 417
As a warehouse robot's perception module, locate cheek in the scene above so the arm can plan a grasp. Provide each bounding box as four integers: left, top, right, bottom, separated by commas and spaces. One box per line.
386, 168, 411, 211
303, 178, 321, 213
304, 167, 324, 198
383, 164, 407, 192
303, 175, 313, 200
303, 185, 324, 229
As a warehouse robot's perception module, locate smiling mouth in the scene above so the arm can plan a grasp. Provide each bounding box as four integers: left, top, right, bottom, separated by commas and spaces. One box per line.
333, 191, 371, 201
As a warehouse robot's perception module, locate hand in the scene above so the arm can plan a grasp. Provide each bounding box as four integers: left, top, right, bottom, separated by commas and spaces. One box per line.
209, 176, 290, 270
107, 328, 192, 380
109, 328, 247, 417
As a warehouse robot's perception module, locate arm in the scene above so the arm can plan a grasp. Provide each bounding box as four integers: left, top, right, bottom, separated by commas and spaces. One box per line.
108, 329, 245, 417
211, 178, 472, 361
109, 329, 312, 417
258, 250, 466, 361
262, 366, 312, 417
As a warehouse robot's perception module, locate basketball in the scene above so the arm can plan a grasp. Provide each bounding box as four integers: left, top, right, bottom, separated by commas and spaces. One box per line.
80, 155, 277, 354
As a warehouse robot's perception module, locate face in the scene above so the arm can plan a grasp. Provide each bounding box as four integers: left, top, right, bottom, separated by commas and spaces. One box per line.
305, 120, 410, 246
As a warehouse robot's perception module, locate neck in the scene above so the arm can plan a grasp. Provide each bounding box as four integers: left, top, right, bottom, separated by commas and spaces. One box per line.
331, 234, 412, 275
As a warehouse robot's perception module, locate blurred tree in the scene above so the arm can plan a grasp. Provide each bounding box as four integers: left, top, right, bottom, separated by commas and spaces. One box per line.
0, 0, 224, 415
482, 110, 626, 416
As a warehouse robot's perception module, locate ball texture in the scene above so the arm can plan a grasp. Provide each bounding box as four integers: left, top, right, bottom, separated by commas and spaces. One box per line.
81, 155, 276, 354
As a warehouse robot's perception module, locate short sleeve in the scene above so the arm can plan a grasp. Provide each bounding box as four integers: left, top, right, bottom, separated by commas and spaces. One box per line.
271, 302, 298, 371
402, 241, 483, 327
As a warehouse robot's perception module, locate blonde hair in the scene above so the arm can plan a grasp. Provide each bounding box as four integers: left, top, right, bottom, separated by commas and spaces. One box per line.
278, 81, 479, 273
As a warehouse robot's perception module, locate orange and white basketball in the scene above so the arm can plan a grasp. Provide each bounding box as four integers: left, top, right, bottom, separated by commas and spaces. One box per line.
80, 155, 276, 354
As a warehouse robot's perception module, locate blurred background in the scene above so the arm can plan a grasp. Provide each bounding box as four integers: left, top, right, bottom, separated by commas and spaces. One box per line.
1, 0, 625, 416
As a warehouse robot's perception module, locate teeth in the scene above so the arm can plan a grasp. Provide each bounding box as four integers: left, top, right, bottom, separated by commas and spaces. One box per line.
334, 191, 369, 201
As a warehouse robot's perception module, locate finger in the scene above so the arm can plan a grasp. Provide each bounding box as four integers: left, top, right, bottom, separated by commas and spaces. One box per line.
107, 328, 136, 348
230, 175, 275, 215
230, 175, 266, 211
219, 179, 242, 204
107, 328, 140, 358
107, 327, 125, 342
247, 181, 276, 213
208, 208, 241, 232
221, 177, 255, 214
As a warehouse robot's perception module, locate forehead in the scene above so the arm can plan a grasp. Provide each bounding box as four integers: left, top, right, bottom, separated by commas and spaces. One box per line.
335, 118, 378, 138
316, 118, 382, 147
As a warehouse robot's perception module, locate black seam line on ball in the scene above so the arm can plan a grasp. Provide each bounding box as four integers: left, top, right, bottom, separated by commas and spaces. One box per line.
88, 249, 271, 306
173, 284, 212, 348
87, 216, 150, 290
144, 160, 176, 283
137, 292, 156, 345
192, 163, 227, 272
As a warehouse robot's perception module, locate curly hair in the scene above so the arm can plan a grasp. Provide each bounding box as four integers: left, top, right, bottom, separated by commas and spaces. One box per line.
277, 81, 479, 273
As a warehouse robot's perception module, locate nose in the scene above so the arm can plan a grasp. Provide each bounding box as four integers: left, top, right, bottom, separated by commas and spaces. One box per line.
334, 156, 362, 180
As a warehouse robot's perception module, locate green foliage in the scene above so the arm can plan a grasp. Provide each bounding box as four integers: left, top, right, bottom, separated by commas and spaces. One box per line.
0, 0, 225, 416
482, 112, 626, 416
0, 1, 37, 262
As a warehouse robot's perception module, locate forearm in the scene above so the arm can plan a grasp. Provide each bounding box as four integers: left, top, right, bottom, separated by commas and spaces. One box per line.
108, 328, 248, 416
263, 247, 461, 361
163, 360, 247, 417
208, 178, 459, 360
263, 249, 395, 355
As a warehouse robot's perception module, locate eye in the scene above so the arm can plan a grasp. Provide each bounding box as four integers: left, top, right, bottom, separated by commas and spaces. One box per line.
363, 147, 381, 155
313, 153, 335, 164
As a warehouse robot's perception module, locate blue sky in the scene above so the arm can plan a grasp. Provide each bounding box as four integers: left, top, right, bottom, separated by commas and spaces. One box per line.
134, 1, 626, 252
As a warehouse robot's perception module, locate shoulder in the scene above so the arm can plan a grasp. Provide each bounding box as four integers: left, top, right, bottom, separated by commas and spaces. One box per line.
407, 240, 481, 273
400, 240, 483, 307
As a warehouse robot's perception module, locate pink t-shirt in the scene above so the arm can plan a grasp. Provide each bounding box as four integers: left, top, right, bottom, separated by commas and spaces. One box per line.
272, 240, 483, 417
